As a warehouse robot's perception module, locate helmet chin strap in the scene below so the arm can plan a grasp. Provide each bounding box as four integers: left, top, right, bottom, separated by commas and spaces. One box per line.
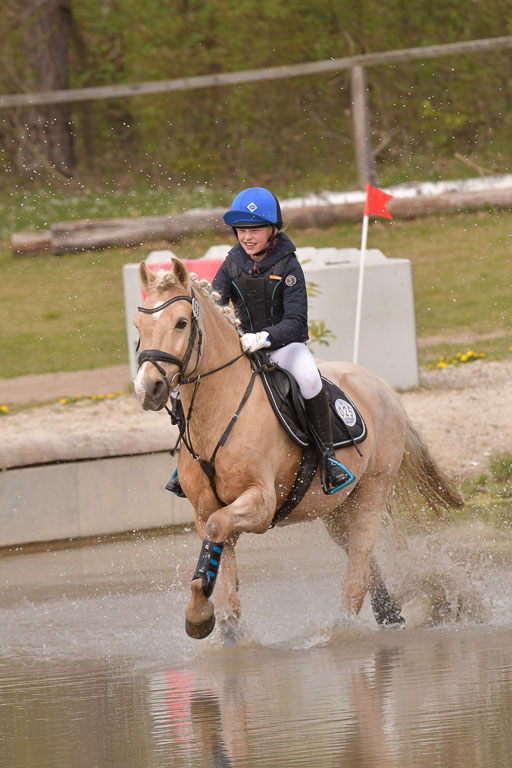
263, 226, 278, 256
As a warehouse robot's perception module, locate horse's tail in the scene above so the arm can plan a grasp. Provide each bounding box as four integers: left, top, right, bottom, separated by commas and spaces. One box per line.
391, 413, 464, 517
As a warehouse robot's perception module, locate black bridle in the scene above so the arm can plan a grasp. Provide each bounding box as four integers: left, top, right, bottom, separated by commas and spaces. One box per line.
137, 287, 248, 505
137, 289, 203, 385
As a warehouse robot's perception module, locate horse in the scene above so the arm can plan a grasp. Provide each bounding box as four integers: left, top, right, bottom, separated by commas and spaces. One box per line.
133, 257, 463, 640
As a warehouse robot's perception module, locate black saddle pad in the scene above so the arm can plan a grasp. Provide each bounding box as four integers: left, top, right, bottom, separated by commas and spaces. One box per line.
255, 352, 367, 450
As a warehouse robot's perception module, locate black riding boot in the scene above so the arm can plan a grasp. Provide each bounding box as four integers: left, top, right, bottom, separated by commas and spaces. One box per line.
305, 387, 355, 493
165, 468, 186, 497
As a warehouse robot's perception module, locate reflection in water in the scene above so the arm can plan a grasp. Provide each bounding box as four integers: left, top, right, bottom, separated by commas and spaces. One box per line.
2, 522, 512, 767
147, 632, 512, 768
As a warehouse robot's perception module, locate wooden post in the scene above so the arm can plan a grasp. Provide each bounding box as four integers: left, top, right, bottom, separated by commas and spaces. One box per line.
350, 65, 377, 189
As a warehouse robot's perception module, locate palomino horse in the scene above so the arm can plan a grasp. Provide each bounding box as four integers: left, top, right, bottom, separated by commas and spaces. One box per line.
134, 258, 463, 640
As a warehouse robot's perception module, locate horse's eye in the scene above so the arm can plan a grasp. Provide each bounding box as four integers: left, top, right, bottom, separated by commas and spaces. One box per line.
176, 319, 188, 330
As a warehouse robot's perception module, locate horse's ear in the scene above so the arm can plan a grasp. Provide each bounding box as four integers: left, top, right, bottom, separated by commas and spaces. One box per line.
171, 257, 190, 289
139, 261, 156, 291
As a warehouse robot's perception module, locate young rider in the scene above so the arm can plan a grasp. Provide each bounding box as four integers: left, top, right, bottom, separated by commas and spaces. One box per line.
166, 186, 354, 496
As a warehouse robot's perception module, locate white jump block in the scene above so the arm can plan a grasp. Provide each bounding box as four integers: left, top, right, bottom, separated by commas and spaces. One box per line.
123, 247, 418, 390
298, 248, 418, 389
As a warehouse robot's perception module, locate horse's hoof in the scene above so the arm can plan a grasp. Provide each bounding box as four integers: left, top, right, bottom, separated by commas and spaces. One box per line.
185, 613, 216, 639
401, 594, 434, 629
218, 618, 241, 646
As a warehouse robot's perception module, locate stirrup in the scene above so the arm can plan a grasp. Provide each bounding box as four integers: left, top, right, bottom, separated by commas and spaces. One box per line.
322, 456, 355, 495
165, 468, 186, 498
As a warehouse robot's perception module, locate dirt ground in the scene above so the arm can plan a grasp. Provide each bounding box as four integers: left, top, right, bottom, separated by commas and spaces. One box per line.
1, 358, 511, 479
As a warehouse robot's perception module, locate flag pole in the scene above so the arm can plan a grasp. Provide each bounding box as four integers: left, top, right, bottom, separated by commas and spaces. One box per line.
352, 212, 369, 364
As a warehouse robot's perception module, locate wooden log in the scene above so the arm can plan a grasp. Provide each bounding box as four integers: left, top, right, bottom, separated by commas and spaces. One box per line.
10, 184, 512, 256
386, 186, 512, 218
283, 186, 512, 224
11, 230, 51, 257
49, 208, 227, 253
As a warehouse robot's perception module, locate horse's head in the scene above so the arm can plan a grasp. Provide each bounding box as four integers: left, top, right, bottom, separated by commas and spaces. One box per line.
133, 257, 199, 410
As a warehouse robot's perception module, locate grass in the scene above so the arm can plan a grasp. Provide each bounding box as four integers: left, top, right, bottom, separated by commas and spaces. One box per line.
456, 453, 512, 530
0, 180, 511, 378
393, 452, 512, 534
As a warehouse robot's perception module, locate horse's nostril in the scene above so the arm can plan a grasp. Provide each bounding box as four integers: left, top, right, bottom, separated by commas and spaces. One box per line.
152, 378, 169, 403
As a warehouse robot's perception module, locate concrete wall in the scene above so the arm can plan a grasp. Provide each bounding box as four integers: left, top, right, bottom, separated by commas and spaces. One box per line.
0, 452, 194, 548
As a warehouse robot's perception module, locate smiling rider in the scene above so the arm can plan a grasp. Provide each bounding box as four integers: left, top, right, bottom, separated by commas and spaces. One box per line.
166, 186, 355, 497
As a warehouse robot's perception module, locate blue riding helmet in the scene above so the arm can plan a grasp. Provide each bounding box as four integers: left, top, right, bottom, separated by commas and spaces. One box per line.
223, 187, 283, 229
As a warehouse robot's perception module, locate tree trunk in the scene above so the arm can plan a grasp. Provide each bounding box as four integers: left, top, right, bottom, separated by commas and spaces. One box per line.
17, 0, 76, 176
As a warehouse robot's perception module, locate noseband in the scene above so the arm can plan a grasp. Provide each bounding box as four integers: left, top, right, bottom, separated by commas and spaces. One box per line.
137, 290, 202, 386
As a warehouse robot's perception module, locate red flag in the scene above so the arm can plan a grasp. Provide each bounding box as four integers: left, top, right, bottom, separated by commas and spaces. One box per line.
363, 183, 393, 219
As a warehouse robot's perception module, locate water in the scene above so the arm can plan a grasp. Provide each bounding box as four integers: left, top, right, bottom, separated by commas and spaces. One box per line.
1, 520, 512, 767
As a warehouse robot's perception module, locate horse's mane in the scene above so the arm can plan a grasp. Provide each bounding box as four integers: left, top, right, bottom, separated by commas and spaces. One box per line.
151, 269, 241, 329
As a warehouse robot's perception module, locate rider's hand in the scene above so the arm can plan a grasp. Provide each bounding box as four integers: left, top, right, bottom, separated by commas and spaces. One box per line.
240, 331, 271, 354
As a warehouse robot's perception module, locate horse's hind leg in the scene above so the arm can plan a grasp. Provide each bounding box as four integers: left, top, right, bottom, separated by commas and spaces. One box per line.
368, 558, 404, 626
323, 479, 403, 624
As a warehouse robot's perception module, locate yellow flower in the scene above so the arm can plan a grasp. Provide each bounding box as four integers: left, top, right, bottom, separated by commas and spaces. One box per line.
107, 392, 116, 398
436, 361, 449, 368
0, 405, 8, 413
91, 395, 97, 400
59, 398, 69, 404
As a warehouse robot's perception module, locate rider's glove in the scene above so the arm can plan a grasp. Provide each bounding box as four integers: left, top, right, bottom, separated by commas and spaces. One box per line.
240, 331, 271, 354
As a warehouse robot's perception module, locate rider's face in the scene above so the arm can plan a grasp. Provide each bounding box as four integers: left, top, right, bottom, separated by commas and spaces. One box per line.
235, 225, 274, 259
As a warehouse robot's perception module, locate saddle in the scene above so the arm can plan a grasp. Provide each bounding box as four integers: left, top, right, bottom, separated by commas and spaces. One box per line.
252, 351, 367, 525
252, 351, 367, 450
170, 351, 368, 527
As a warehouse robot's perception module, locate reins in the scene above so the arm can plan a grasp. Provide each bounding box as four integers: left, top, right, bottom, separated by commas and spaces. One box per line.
179, 352, 245, 385
137, 286, 257, 506
176, 361, 260, 506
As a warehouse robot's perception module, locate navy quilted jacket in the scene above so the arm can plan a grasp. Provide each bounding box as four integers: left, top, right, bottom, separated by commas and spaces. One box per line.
212, 233, 309, 349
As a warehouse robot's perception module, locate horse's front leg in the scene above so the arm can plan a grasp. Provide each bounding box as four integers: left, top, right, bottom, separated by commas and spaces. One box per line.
185, 484, 274, 640
215, 534, 242, 642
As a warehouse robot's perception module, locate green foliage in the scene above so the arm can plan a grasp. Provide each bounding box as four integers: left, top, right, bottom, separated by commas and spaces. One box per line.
460, 454, 512, 529
308, 320, 336, 348
489, 454, 512, 484
0, 0, 510, 187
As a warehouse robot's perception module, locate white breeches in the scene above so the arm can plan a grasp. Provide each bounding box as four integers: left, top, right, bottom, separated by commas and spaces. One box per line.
269, 342, 322, 400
